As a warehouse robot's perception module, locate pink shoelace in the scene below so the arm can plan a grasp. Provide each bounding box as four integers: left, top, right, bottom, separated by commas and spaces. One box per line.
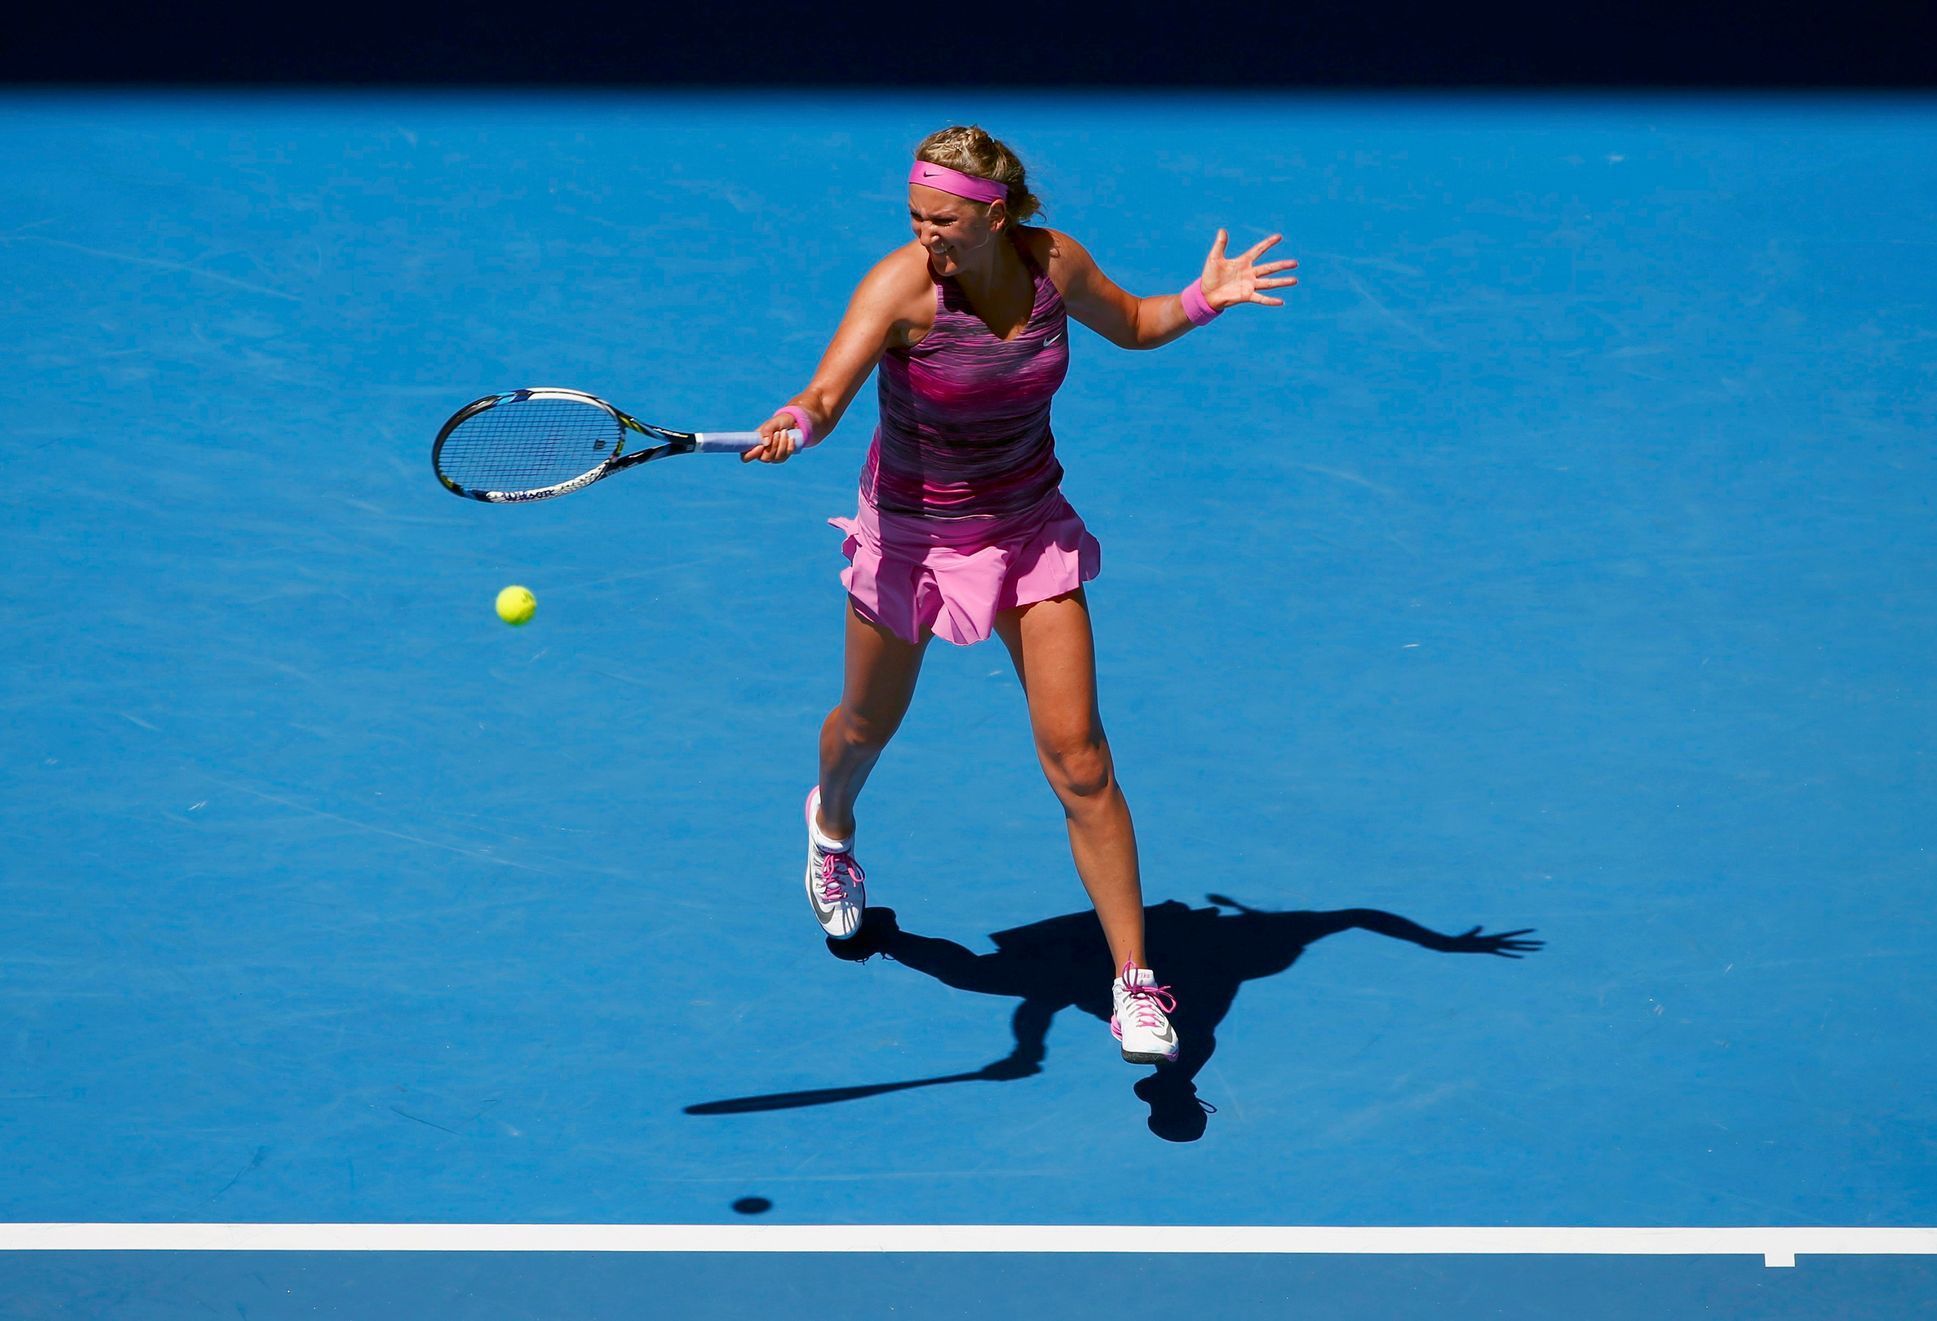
818, 850, 864, 902
1119, 961, 1177, 1027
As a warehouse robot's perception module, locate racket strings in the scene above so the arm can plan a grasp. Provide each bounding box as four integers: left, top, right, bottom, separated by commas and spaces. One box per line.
437, 398, 626, 493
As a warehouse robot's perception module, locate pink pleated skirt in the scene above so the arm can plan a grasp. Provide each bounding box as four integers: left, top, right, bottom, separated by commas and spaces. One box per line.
829, 488, 1102, 646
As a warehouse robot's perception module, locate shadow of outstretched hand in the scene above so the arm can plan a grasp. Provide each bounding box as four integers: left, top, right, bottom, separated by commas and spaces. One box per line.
1440, 926, 1544, 958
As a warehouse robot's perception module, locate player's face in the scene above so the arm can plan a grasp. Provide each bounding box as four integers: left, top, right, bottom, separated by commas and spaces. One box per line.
909, 185, 999, 276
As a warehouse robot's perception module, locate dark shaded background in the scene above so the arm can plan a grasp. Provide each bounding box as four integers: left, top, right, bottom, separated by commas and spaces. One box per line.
8, 0, 1935, 86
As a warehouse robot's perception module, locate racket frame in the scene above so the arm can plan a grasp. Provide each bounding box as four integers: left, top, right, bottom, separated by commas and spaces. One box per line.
432, 387, 795, 503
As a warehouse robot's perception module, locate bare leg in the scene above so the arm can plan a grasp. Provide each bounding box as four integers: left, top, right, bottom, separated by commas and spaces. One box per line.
817, 600, 929, 840
992, 588, 1147, 975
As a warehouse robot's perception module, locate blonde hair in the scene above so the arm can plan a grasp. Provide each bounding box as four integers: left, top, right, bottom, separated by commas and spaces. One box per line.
914, 125, 1043, 224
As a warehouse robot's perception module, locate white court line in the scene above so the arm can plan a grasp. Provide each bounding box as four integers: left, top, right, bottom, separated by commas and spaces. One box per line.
4, 1226, 1936, 1268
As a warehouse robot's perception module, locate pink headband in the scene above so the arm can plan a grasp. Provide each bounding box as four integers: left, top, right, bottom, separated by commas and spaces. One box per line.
908, 160, 1009, 206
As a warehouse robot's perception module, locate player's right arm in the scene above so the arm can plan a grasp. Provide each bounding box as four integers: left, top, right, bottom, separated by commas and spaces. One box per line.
744, 248, 932, 464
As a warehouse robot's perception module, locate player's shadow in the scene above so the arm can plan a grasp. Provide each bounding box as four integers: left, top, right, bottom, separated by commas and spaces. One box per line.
684, 895, 1540, 1142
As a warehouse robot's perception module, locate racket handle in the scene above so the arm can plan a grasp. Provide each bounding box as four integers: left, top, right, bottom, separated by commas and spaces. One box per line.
692, 428, 809, 454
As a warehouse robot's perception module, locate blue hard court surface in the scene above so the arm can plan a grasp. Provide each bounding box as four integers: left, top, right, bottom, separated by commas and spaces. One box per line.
1, 91, 1933, 1315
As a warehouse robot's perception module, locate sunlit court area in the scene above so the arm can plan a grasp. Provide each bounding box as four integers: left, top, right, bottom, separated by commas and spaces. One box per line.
2, 1, 1933, 1315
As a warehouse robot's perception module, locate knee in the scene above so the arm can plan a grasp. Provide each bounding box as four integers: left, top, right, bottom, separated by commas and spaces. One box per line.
831, 704, 898, 756
1038, 733, 1114, 801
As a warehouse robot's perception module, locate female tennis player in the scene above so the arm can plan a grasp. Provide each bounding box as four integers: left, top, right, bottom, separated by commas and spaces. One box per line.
742, 125, 1296, 1065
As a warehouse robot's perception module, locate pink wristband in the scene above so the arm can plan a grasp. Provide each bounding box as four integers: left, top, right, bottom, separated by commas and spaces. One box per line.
778, 405, 816, 446
1180, 278, 1221, 327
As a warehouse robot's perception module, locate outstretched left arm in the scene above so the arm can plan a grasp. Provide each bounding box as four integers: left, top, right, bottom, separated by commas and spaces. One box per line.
1055, 226, 1298, 350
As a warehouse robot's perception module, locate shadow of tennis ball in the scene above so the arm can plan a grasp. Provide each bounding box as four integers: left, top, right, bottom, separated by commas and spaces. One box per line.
732, 1197, 773, 1215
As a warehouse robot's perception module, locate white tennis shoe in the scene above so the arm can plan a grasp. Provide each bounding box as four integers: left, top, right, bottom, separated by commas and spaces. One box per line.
1111, 963, 1181, 1064
804, 787, 865, 941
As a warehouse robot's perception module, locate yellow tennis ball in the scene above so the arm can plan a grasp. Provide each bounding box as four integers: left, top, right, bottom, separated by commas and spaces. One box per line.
495, 585, 537, 626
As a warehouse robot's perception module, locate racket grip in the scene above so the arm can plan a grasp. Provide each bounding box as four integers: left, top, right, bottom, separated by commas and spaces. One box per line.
692, 428, 809, 454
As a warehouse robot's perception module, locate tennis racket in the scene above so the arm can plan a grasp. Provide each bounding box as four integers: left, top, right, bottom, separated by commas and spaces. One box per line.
432, 387, 811, 503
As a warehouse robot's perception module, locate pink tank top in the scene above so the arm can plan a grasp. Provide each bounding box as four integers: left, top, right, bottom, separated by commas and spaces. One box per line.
860, 231, 1070, 520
